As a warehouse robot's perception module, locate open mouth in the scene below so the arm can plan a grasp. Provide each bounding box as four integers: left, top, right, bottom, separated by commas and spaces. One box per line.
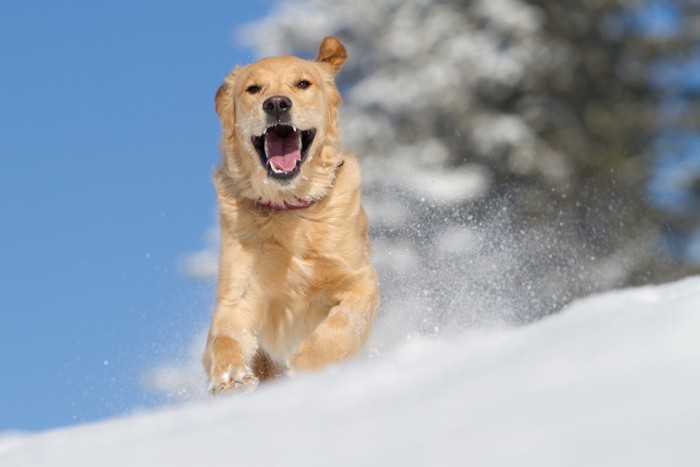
252, 124, 316, 181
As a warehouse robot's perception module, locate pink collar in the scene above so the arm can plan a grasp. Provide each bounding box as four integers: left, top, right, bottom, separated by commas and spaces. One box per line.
256, 198, 314, 212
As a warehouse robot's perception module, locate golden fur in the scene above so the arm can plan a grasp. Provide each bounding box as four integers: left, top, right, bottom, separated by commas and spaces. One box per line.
202, 37, 379, 393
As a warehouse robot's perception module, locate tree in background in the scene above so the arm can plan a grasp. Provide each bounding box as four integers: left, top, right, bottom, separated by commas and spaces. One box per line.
219, 0, 699, 339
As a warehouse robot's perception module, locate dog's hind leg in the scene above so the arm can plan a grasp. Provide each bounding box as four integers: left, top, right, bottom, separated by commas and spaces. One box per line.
251, 349, 285, 382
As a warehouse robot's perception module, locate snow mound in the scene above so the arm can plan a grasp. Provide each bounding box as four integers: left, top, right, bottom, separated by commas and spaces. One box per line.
2, 277, 699, 467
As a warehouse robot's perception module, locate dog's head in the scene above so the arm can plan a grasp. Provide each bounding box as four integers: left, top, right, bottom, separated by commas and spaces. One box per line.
215, 37, 348, 207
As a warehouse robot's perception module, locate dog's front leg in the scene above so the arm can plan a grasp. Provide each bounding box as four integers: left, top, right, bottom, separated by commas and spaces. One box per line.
202, 227, 261, 393
203, 303, 259, 394
291, 287, 379, 371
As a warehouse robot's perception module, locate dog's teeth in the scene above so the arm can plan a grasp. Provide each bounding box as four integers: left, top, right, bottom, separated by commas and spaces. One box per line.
268, 163, 286, 174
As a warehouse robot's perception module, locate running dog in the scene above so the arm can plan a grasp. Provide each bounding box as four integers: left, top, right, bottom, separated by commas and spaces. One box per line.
203, 37, 379, 393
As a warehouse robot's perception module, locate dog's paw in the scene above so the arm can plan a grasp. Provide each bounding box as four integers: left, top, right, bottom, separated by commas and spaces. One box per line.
208, 364, 259, 395
203, 335, 258, 394
290, 334, 337, 372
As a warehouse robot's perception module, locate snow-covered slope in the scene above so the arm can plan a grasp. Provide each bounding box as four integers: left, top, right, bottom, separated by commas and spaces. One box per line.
2, 277, 699, 467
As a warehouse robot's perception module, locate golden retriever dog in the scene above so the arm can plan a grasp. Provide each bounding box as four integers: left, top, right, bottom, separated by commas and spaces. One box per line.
202, 37, 379, 393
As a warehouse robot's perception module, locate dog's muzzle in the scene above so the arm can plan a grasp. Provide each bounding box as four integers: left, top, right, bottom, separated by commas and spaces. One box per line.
251, 96, 317, 182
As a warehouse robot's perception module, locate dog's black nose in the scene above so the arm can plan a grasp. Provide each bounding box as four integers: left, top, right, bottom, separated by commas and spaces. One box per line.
262, 96, 293, 119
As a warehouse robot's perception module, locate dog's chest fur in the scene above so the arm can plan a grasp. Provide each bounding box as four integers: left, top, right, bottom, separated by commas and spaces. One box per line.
218, 159, 368, 364
242, 216, 338, 362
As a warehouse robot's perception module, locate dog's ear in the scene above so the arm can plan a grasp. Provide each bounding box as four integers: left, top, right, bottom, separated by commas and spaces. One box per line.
215, 68, 239, 132
315, 37, 347, 76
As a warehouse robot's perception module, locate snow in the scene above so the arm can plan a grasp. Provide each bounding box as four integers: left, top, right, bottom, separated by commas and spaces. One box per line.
2, 276, 699, 466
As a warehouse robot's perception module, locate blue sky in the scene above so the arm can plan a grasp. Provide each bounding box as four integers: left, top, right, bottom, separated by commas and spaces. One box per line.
0, 1, 267, 431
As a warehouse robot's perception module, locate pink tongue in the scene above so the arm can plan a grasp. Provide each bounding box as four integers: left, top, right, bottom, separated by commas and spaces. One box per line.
266, 131, 301, 172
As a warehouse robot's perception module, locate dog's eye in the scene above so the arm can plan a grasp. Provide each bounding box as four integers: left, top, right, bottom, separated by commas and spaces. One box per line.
246, 85, 262, 95
296, 80, 312, 90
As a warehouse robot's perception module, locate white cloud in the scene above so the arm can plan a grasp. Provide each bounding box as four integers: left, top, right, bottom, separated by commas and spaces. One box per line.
178, 224, 219, 281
